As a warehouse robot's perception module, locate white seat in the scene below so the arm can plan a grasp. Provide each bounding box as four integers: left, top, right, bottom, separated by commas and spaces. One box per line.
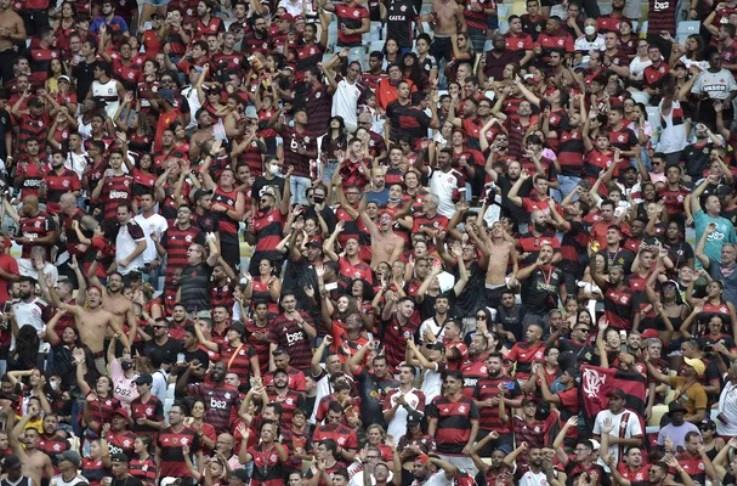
676, 20, 700, 35
369, 40, 385, 54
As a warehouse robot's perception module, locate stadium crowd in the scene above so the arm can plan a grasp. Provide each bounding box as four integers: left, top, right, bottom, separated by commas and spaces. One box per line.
0, 0, 735, 484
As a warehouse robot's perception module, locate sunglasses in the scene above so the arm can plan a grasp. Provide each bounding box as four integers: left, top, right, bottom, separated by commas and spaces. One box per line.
476, 315, 487, 320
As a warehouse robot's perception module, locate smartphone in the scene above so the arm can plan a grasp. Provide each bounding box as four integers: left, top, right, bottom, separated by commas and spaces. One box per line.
324, 282, 338, 291
177, 353, 185, 364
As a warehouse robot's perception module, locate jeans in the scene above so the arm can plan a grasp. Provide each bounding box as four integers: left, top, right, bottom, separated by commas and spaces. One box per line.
290, 175, 312, 205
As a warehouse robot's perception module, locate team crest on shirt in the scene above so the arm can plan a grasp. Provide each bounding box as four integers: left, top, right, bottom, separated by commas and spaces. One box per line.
353, 9, 360, 15
316, 91, 321, 98
400, 4, 406, 10
225, 392, 231, 399
185, 235, 193, 242
180, 437, 189, 445
62, 180, 70, 188
458, 404, 466, 413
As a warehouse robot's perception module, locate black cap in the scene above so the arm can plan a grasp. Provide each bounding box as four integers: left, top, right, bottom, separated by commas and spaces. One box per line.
407, 411, 422, 425
134, 373, 153, 386
110, 453, 130, 463
669, 401, 687, 414
3, 455, 21, 469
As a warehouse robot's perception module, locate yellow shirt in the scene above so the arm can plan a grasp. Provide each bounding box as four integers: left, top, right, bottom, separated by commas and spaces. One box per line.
669, 376, 707, 416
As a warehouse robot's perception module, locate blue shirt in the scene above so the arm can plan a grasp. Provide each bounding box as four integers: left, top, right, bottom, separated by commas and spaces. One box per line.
694, 209, 737, 266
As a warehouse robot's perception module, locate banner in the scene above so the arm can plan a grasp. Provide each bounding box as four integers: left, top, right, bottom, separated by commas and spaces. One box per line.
580, 365, 647, 420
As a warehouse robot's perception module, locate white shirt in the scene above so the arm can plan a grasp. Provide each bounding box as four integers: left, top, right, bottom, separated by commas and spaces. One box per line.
692, 68, 737, 100
429, 168, 464, 218
65, 151, 89, 180
181, 86, 203, 129
11, 297, 49, 334
134, 213, 168, 264
519, 470, 550, 486
592, 408, 643, 465
332, 79, 362, 130
717, 381, 737, 437
385, 387, 424, 444
115, 220, 147, 274
49, 474, 87, 486
656, 99, 687, 154
17, 259, 58, 286
628, 56, 652, 81
418, 317, 447, 343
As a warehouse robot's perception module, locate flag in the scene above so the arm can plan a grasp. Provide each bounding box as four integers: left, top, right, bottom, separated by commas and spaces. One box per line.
579, 365, 647, 421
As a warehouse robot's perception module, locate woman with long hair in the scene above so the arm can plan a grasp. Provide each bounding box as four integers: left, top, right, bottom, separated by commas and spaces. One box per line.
185, 398, 217, 451
129, 435, 157, 486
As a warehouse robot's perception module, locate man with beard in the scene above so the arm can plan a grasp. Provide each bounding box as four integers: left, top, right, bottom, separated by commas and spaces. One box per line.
604, 458, 694, 486
592, 264, 636, 331
516, 242, 566, 326
5, 405, 53, 486
87, 269, 137, 344
347, 350, 397, 428
409, 454, 461, 486
516, 446, 559, 485
460, 334, 491, 397
61, 285, 127, 373
177, 361, 239, 434
43, 149, 81, 215
474, 353, 520, 455
268, 369, 304, 431
14, 195, 58, 259
189, 109, 219, 161
483, 32, 518, 81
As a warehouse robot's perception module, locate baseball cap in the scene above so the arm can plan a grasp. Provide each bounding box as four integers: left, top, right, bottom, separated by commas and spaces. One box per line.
113, 407, 130, 420
684, 357, 706, 377
668, 401, 687, 415
3, 455, 21, 470
58, 75, 71, 83
110, 452, 129, 463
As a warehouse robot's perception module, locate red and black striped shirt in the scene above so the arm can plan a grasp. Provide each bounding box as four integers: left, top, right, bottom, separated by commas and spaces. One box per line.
426, 395, 479, 454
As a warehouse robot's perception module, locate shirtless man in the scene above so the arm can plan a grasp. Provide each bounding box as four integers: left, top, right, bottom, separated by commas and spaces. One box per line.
189, 109, 217, 161
88, 268, 137, 346
6, 402, 53, 486
428, 0, 466, 64
0, 0, 25, 84
61, 285, 129, 373
360, 209, 405, 269
473, 221, 518, 308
